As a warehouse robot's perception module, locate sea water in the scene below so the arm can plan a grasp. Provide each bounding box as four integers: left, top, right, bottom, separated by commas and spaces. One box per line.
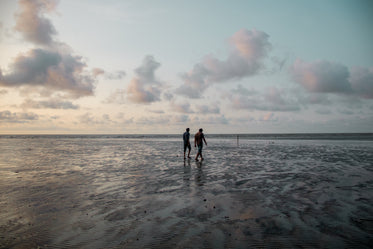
0, 134, 372, 248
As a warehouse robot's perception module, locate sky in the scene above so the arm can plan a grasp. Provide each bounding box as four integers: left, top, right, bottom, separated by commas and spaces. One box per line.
0, 0, 372, 134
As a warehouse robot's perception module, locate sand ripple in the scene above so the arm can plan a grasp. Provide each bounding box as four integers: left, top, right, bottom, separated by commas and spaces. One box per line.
0, 137, 372, 248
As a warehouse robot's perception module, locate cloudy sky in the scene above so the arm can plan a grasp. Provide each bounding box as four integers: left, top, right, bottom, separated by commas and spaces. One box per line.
0, 0, 372, 134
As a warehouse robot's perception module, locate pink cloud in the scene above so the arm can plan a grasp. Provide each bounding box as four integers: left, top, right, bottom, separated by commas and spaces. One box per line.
176, 29, 271, 98
14, 0, 58, 46
290, 59, 352, 93
0, 0, 100, 99
126, 55, 163, 103
290, 59, 373, 99
230, 29, 270, 61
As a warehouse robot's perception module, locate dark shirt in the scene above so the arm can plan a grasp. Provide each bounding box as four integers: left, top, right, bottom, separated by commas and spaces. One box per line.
183, 131, 190, 144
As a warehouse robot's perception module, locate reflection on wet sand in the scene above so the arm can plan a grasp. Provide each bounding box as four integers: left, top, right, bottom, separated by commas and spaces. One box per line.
0, 136, 372, 248
194, 161, 205, 187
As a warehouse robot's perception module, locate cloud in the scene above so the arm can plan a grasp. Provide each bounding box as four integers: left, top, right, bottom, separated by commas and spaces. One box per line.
14, 0, 58, 46
170, 102, 220, 115
176, 29, 271, 98
291, 59, 373, 99
105, 89, 126, 104
350, 67, 373, 99
229, 86, 300, 112
133, 114, 192, 127
297, 92, 331, 106
315, 108, 332, 115
263, 87, 300, 111
136, 116, 170, 126
147, 109, 165, 114
170, 115, 190, 123
162, 92, 174, 101
78, 113, 116, 126
21, 98, 79, 109
231, 84, 257, 96
0, 48, 96, 97
260, 112, 278, 122
171, 102, 194, 113
196, 104, 220, 114
175, 84, 204, 99
290, 59, 352, 94
127, 78, 161, 103
127, 55, 163, 103
0, 0, 101, 99
92, 68, 105, 77
106, 70, 126, 80
203, 115, 229, 125
191, 115, 229, 125
0, 110, 38, 123
92, 68, 126, 80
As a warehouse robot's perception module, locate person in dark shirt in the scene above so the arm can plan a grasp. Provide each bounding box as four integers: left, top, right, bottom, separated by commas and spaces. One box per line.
194, 128, 207, 161
183, 128, 191, 159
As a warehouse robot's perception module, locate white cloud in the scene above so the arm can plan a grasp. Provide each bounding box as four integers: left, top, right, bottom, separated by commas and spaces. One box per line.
78, 113, 116, 126
170, 115, 190, 123
21, 98, 79, 109
14, 0, 58, 46
0, 0, 101, 99
260, 112, 278, 122
93, 68, 126, 79
290, 59, 373, 99
231, 84, 257, 96
290, 59, 352, 94
147, 109, 165, 114
0, 110, 38, 123
201, 115, 229, 125
105, 89, 126, 104
0, 48, 97, 98
350, 67, 373, 99
228, 86, 300, 112
171, 101, 194, 114
126, 55, 163, 103
176, 29, 271, 98
315, 109, 332, 115
196, 104, 220, 114
106, 70, 126, 80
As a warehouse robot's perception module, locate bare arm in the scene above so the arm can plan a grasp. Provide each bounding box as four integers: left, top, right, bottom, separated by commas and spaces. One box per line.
203, 137, 207, 146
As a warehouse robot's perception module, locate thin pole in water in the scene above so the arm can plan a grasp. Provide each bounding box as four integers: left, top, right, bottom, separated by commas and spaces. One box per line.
237, 134, 239, 146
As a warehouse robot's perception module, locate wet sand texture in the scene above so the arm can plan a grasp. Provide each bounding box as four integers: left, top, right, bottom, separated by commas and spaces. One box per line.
0, 136, 372, 248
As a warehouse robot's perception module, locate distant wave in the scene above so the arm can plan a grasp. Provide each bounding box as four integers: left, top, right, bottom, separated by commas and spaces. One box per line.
1, 133, 373, 141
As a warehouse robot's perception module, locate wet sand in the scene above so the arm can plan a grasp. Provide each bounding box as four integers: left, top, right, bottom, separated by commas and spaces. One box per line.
0, 136, 372, 248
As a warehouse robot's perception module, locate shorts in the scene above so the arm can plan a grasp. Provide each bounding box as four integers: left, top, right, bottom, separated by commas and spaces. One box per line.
184, 142, 191, 152
197, 144, 203, 153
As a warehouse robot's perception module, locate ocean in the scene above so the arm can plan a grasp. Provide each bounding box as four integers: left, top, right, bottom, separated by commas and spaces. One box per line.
0, 134, 372, 248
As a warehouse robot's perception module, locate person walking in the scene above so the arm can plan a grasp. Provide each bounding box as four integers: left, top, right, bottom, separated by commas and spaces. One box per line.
194, 128, 207, 161
183, 128, 191, 159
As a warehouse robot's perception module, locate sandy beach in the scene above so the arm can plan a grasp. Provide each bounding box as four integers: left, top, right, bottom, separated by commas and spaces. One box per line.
0, 135, 372, 248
